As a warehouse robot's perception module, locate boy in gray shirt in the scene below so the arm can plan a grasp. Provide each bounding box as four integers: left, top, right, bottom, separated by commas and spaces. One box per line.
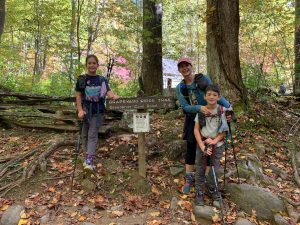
194, 85, 229, 207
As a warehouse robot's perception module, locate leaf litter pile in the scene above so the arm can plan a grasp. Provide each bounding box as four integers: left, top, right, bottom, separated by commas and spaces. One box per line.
0, 98, 299, 225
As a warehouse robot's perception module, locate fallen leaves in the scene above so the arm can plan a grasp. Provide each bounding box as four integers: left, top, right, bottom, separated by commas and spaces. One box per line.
146, 219, 168, 225
48, 187, 56, 193
151, 185, 162, 195
112, 210, 124, 217
0, 204, 9, 211
159, 200, 170, 209
94, 195, 106, 210
177, 200, 192, 211
9, 136, 20, 142
190, 212, 196, 222
212, 213, 221, 223
18, 210, 29, 225
78, 215, 86, 221
249, 147, 256, 153
0, 99, 299, 225
150, 211, 160, 217
70, 212, 78, 217
264, 169, 273, 174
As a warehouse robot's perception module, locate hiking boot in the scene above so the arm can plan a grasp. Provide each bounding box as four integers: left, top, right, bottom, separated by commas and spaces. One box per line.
195, 189, 204, 206
213, 200, 221, 208
206, 185, 221, 200
210, 187, 222, 208
212, 190, 221, 201
181, 173, 194, 194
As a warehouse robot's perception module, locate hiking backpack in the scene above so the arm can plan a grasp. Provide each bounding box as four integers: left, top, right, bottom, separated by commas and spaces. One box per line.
197, 105, 224, 128
180, 73, 210, 105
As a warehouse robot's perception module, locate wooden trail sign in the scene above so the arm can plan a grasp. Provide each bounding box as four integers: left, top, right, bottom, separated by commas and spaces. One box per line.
107, 96, 176, 178
106, 96, 175, 110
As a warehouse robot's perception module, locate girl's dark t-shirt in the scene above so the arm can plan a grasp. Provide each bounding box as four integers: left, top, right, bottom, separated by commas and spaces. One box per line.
75, 75, 110, 113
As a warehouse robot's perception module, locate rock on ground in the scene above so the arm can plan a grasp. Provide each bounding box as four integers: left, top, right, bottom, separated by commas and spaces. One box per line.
80, 222, 95, 225
227, 183, 284, 220
274, 214, 291, 225
165, 140, 186, 161
234, 218, 256, 225
193, 205, 217, 220
0, 205, 24, 225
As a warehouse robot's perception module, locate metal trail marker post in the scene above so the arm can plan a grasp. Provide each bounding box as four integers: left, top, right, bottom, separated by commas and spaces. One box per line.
135, 110, 148, 177
107, 96, 175, 177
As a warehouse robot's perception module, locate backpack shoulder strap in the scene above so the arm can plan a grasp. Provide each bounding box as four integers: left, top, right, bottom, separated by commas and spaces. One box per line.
179, 79, 188, 96
78, 74, 87, 91
198, 111, 206, 127
194, 73, 209, 91
217, 105, 224, 116
99, 75, 107, 83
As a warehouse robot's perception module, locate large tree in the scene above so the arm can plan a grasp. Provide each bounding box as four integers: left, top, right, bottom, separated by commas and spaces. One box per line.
0, 0, 5, 41
141, 0, 163, 96
295, 0, 300, 96
206, 0, 248, 105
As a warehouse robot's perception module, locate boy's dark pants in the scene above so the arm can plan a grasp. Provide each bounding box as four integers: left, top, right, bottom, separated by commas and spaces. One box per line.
195, 145, 225, 192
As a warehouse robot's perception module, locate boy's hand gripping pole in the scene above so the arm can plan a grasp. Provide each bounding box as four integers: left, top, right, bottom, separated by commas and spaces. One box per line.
71, 120, 83, 190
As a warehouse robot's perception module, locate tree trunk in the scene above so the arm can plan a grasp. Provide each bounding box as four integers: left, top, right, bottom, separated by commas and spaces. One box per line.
206, 0, 248, 105
87, 0, 101, 54
77, 0, 83, 62
32, 0, 42, 89
295, 0, 300, 96
69, 0, 77, 91
0, 0, 5, 42
141, 0, 163, 96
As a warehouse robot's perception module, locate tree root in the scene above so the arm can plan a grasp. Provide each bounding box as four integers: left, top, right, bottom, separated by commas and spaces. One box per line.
25, 139, 74, 179
43, 175, 72, 181
289, 117, 300, 135
0, 180, 23, 198
291, 149, 300, 187
0, 155, 17, 163
0, 139, 75, 197
0, 166, 23, 183
283, 200, 300, 223
0, 146, 42, 177
280, 195, 300, 207
224, 168, 237, 178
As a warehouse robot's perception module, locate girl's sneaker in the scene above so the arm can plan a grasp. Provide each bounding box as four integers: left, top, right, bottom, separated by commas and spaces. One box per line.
83, 162, 94, 171
83, 155, 94, 171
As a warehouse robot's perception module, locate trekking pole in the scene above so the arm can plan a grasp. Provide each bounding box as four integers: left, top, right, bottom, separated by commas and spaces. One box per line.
225, 110, 240, 183
227, 122, 240, 183
106, 57, 115, 82
70, 120, 83, 190
223, 134, 228, 190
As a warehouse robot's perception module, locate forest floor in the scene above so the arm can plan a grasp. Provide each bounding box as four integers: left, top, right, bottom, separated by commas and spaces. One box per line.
0, 95, 299, 225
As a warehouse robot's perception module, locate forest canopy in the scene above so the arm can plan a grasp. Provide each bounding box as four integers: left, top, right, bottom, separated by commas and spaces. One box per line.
0, 0, 295, 96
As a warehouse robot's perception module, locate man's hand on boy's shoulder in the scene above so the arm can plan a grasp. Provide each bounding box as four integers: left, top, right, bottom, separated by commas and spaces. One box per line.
200, 106, 211, 115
